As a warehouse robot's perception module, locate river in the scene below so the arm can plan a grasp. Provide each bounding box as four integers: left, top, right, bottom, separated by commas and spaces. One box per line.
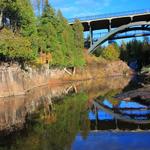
0, 75, 150, 150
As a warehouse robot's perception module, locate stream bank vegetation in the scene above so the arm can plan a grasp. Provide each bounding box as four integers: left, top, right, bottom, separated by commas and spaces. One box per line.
93, 37, 150, 72
0, 0, 85, 69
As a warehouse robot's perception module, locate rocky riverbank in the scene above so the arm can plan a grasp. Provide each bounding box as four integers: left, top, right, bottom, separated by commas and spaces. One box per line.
0, 60, 132, 97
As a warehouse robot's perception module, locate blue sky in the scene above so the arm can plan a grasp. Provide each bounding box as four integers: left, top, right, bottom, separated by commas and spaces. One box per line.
50, 0, 149, 19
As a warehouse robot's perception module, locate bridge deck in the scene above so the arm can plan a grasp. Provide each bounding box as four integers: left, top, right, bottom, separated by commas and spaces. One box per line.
69, 9, 150, 31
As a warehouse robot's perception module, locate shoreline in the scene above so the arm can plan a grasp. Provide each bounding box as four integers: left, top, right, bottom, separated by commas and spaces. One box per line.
0, 60, 132, 98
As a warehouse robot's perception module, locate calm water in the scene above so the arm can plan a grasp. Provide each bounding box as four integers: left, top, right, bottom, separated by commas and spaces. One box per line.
0, 76, 150, 150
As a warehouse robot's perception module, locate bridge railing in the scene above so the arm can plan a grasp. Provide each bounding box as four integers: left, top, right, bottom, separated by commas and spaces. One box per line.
68, 8, 150, 23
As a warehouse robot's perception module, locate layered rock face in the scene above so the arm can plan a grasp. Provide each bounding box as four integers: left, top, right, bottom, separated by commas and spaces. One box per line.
0, 60, 132, 98
104, 60, 133, 76
0, 64, 65, 97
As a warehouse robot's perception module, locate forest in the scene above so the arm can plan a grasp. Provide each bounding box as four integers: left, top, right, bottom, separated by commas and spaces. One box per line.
0, 0, 85, 67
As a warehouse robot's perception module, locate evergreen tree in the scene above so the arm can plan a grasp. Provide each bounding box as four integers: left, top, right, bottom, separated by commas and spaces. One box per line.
17, 0, 38, 56
0, 0, 37, 36
120, 40, 129, 61
72, 19, 84, 50
38, 4, 58, 56
72, 19, 85, 66
0, 0, 17, 29
56, 10, 75, 66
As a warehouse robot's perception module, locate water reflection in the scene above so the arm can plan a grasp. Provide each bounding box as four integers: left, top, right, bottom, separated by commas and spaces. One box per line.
0, 84, 73, 132
0, 76, 150, 150
0, 93, 90, 150
89, 99, 150, 131
72, 132, 150, 150
0, 76, 130, 133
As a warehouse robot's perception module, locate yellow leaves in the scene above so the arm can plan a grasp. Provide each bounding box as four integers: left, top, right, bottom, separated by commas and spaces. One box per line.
0, 28, 15, 39
101, 44, 120, 61
35, 52, 52, 65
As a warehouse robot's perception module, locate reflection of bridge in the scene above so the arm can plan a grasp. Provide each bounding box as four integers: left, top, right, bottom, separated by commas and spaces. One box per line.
69, 9, 150, 53
88, 99, 150, 130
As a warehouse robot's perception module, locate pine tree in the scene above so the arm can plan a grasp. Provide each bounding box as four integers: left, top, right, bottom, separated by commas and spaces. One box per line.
72, 19, 85, 66
37, 1, 62, 65
0, 0, 37, 36
16, 0, 38, 57
72, 19, 84, 50
15, 0, 37, 37
56, 9, 74, 66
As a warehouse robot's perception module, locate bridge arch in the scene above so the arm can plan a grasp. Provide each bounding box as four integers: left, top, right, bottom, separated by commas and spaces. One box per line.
88, 21, 150, 53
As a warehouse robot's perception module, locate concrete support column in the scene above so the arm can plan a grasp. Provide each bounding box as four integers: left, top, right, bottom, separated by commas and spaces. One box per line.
130, 16, 133, 22
108, 19, 112, 44
108, 19, 111, 32
88, 22, 93, 47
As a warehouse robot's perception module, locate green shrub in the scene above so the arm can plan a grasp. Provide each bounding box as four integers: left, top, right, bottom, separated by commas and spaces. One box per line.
101, 44, 120, 60
0, 28, 36, 61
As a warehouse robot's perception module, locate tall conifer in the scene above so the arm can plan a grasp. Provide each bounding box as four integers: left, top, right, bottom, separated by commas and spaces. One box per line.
72, 19, 85, 66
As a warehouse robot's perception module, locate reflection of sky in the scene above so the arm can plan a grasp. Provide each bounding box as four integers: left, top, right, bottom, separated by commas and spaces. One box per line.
98, 110, 113, 120
88, 110, 113, 120
119, 101, 146, 109
89, 111, 96, 120
103, 99, 146, 109
72, 132, 150, 150
103, 99, 113, 108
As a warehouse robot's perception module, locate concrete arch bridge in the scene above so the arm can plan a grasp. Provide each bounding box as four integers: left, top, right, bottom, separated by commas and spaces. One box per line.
69, 9, 150, 53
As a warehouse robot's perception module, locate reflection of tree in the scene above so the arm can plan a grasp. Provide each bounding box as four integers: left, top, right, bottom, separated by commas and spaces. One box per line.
80, 112, 90, 140
104, 90, 121, 106
43, 93, 90, 150
4, 93, 90, 150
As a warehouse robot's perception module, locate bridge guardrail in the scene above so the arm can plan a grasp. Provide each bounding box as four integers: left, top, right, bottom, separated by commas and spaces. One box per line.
68, 8, 150, 23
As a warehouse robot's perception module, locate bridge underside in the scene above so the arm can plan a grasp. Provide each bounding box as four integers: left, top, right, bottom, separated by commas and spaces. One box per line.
80, 14, 150, 31
93, 27, 150, 42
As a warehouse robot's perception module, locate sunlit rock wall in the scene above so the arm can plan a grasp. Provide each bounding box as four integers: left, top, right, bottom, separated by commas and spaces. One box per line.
0, 64, 65, 97
104, 60, 133, 76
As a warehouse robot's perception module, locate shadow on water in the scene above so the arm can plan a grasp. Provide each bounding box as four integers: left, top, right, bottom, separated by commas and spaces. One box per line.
0, 75, 150, 150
